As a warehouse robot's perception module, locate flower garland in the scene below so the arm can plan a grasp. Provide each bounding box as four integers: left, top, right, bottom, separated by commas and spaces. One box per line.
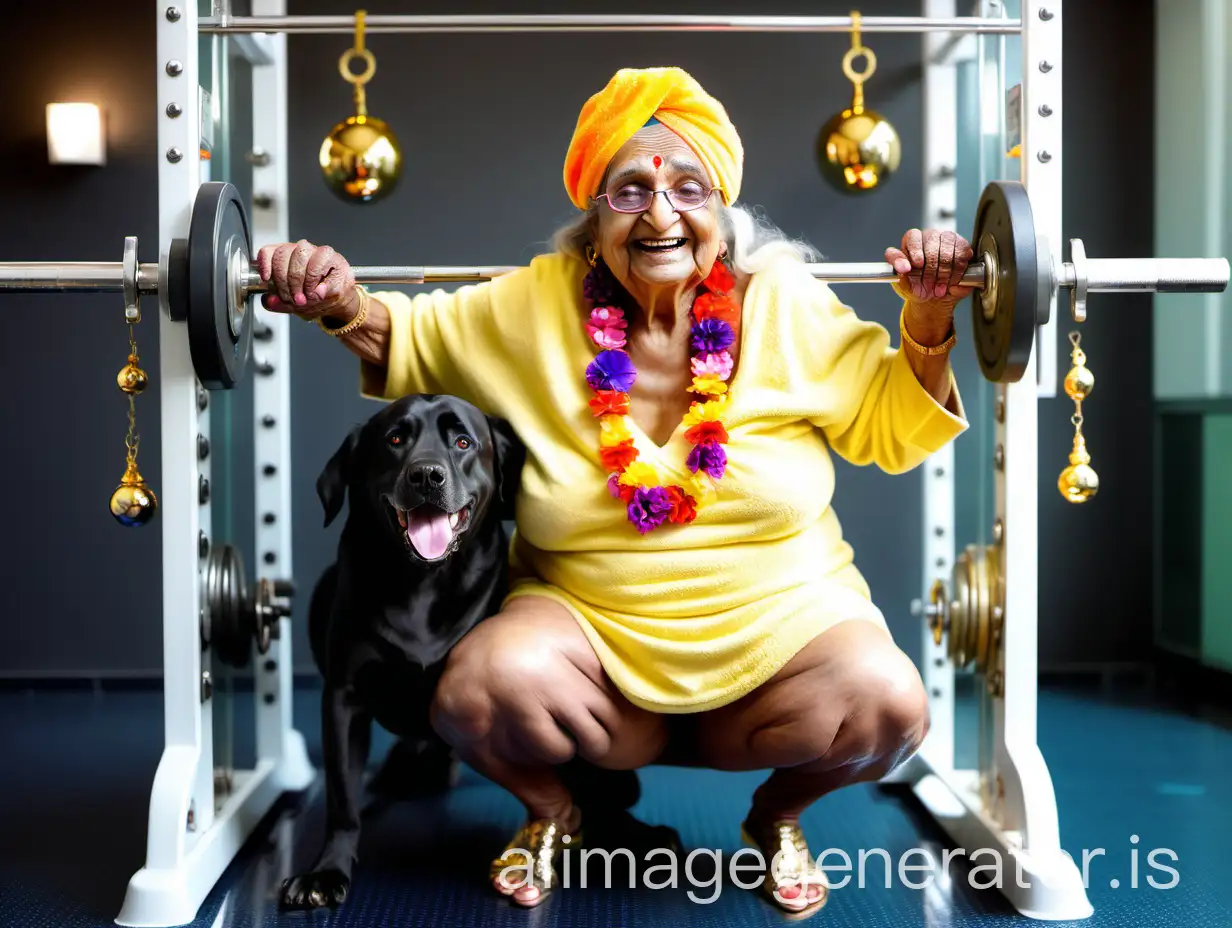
583, 257, 740, 534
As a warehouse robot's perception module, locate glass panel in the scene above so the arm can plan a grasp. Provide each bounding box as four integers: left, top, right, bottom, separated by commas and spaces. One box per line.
198, 18, 260, 807
951, 0, 1021, 774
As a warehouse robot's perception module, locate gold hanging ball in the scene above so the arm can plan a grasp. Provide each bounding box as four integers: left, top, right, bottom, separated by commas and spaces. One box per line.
110, 459, 158, 527
319, 115, 402, 204
1064, 362, 1094, 401
1058, 463, 1099, 504
118, 359, 148, 395
817, 107, 902, 193
1058, 434, 1099, 504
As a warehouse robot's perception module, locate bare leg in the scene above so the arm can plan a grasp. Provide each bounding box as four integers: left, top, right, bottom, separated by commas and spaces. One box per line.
693, 618, 930, 912
430, 595, 669, 906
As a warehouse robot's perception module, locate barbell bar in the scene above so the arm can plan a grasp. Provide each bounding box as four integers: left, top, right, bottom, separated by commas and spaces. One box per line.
0, 180, 1227, 388
0, 258, 987, 292
4, 254, 1220, 298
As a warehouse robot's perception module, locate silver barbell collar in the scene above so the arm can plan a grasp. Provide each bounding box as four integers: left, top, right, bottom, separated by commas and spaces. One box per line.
122, 236, 141, 324
1069, 238, 1088, 323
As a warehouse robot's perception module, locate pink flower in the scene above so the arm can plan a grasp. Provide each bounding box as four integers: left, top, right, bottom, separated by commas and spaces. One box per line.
691, 350, 734, 380
586, 306, 628, 349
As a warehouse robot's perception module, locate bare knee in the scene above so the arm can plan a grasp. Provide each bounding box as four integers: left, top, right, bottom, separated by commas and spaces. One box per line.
844, 644, 930, 766
699, 620, 931, 771
431, 633, 575, 762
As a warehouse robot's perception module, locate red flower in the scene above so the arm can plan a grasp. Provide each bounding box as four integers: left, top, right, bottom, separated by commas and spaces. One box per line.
685, 420, 729, 445
608, 474, 636, 502
705, 261, 735, 294
599, 440, 638, 472
665, 486, 698, 524
589, 390, 630, 417
692, 293, 740, 329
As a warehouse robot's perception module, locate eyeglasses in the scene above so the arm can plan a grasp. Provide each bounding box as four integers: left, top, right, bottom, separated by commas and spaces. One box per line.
594, 180, 718, 214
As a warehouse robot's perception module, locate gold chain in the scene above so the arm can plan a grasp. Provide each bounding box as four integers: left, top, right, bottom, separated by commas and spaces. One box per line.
1068, 331, 1085, 433
125, 325, 140, 465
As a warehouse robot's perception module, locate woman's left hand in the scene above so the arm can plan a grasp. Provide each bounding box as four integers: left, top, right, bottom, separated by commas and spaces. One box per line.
886, 228, 976, 310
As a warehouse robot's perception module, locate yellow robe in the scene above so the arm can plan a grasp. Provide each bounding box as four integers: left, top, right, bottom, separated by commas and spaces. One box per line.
360, 251, 967, 714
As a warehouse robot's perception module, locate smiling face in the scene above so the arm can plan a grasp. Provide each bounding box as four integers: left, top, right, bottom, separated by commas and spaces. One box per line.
316, 394, 524, 567
593, 123, 724, 307
354, 396, 505, 563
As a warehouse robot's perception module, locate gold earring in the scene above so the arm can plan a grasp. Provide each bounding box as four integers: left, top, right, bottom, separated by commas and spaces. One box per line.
585, 244, 598, 268
109, 323, 157, 525
1058, 331, 1098, 504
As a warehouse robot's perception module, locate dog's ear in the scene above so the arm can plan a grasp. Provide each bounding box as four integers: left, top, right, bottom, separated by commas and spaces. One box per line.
487, 415, 525, 521
317, 425, 362, 527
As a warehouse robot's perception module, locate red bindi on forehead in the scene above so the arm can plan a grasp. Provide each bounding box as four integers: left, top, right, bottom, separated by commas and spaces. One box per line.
652, 155, 662, 169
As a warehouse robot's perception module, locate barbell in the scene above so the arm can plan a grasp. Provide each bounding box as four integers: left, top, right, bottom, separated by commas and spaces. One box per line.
1, 180, 1227, 389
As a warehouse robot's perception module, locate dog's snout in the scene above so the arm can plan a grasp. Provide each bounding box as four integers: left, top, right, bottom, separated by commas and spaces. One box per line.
408, 462, 447, 491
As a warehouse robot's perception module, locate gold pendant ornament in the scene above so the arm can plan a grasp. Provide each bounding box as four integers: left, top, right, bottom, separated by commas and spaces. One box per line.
319, 9, 403, 204
1058, 331, 1098, 504
109, 333, 158, 526
817, 10, 902, 193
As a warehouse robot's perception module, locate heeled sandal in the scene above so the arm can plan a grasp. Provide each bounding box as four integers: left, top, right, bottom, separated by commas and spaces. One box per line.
740, 819, 829, 918
489, 818, 581, 907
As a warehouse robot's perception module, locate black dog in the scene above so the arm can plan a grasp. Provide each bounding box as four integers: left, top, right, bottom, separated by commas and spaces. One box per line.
280, 393, 524, 909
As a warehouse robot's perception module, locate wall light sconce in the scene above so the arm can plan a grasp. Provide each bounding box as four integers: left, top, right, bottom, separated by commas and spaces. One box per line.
46, 103, 106, 166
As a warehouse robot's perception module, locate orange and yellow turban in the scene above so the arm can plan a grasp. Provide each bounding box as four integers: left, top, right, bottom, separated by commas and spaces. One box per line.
563, 66, 744, 210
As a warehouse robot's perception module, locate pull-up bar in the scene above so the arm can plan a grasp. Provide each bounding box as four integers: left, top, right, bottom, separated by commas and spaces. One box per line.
198, 14, 1023, 35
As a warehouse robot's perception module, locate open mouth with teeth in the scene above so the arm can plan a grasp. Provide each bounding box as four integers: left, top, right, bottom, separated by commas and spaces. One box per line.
393, 502, 472, 561
634, 237, 688, 254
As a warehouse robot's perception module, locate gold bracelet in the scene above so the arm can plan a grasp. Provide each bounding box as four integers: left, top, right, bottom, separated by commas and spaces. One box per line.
900, 308, 956, 356
318, 286, 369, 337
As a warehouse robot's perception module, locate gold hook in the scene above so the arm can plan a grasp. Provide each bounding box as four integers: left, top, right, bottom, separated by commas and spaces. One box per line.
338, 10, 375, 117
842, 10, 877, 112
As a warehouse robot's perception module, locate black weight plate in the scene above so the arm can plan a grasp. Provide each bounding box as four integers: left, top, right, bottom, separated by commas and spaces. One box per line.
970, 180, 1038, 383
167, 238, 189, 323
188, 182, 254, 391
208, 543, 253, 669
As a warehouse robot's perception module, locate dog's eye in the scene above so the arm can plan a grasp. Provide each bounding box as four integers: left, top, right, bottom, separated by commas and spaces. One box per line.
455, 437, 471, 450
388, 434, 403, 446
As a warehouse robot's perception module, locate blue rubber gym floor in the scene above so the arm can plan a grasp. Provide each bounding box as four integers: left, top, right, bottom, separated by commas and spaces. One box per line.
1, 680, 1229, 928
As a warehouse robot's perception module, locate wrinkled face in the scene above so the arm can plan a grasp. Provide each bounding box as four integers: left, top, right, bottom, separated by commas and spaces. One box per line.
593, 123, 724, 303
366, 396, 500, 563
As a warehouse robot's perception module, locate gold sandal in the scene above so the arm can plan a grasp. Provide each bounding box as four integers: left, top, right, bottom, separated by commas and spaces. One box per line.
489, 818, 581, 906
740, 819, 829, 917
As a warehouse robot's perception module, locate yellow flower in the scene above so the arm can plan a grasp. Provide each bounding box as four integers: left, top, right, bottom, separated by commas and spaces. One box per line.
598, 414, 633, 447
683, 396, 730, 427
618, 461, 660, 488
688, 375, 728, 397
687, 471, 717, 506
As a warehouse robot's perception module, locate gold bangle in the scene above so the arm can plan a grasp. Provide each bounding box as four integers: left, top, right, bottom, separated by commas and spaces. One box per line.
318, 286, 369, 337
900, 309, 956, 356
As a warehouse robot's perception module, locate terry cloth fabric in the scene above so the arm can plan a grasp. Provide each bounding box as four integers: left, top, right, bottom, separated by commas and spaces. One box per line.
358, 252, 967, 714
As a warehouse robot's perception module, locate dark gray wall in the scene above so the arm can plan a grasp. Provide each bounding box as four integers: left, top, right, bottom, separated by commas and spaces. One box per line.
1042, 0, 1156, 669
0, 0, 1158, 678
0, 3, 164, 676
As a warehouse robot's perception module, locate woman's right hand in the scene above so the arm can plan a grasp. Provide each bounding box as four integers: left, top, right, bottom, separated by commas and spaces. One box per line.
255, 240, 358, 322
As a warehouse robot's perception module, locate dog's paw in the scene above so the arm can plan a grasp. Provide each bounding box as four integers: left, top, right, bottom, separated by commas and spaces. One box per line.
280, 868, 350, 909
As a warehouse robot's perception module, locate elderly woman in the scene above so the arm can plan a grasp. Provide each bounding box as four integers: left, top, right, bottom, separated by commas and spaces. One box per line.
260, 67, 969, 915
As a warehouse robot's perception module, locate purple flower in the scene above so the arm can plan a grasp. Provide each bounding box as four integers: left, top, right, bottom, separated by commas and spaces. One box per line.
586, 349, 637, 393
691, 317, 735, 353
687, 441, 728, 479
627, 486, 672, 534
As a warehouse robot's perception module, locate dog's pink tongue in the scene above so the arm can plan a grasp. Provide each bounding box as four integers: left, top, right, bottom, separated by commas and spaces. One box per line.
407, 509, 452, 559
